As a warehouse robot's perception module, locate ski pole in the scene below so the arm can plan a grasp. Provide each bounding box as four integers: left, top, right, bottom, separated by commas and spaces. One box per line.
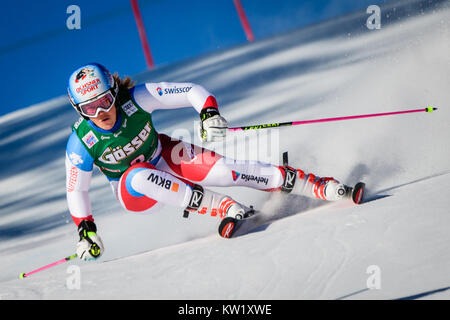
19, 253, 78, 279
228, 106, 437, 131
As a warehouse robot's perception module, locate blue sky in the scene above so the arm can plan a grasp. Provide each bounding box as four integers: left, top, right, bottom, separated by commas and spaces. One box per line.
0, 0, 385, 116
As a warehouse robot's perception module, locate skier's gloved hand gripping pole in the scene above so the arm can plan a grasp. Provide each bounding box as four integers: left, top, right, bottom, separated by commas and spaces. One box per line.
228, 107, 438, 131
199, 107, 228, 142
76, 220, 104, 261
19, 221, 104, 279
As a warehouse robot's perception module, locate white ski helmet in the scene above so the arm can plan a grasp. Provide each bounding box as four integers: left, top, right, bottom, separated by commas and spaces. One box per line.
67, 63, 118, 118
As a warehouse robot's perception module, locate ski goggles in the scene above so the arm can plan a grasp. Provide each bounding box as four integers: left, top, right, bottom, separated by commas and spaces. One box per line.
77, 89, 117, 118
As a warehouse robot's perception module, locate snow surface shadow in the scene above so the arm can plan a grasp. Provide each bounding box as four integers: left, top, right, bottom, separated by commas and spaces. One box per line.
335, 285, 450, 300
335, 288, 370, 300
0, 212, 69, 240
395, 286, 450, 300
234, 160, 411, 237
368, 170, 450, 200
254, 161, 372, 226
363, 194, 391, 203
0, 104, 74, 180
233, 193, 331, 237
346, 171, 450, 204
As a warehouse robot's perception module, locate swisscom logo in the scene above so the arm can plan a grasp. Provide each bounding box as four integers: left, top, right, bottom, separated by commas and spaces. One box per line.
156, 86, 192, 96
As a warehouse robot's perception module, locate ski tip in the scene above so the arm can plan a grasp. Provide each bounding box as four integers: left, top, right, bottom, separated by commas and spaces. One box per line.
352, 182, 366, 204
19, 272, 26, 279
219, 217, 237, 239
426, 106, 438, 113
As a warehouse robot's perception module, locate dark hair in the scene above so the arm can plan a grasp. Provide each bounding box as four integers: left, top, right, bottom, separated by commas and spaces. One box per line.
113, 73, 136, 90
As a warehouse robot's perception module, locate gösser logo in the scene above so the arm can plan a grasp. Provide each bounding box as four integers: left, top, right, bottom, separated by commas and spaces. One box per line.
99, 122, 152, 164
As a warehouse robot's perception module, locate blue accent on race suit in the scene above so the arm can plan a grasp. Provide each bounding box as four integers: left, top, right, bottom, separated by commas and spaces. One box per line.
149, 152, 161, 166
124, 167, 148, 197
66, 131, 94, 171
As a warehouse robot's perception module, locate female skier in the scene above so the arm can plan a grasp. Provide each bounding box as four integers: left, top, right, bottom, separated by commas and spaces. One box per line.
66, 63, 354, 261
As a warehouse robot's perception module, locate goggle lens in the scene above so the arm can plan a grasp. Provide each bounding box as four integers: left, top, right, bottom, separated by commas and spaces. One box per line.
79, 91, 115, 117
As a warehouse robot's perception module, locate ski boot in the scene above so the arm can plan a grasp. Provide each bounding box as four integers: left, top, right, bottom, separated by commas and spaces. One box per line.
281, 166, 365, 204
183, 185, 252, 238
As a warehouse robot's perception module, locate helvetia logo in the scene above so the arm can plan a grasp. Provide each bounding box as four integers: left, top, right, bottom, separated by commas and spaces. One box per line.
240, 173, 269, 185
156, 87, 163, 96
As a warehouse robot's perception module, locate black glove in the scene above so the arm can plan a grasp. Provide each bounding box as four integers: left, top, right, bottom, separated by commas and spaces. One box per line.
76, 220, 104, 261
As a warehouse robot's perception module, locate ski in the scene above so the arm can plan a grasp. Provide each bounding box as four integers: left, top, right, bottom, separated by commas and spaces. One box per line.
218, 206, 261, 239
345, 182, 366, 204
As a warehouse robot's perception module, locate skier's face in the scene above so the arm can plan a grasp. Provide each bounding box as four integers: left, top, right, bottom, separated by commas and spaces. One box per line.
90, 104, 117, 130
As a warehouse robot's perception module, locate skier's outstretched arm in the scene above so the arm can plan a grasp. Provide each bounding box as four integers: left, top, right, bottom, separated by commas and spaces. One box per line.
131, 82, 228, 142
131, 82, 218, 113
65, 132, 104, 260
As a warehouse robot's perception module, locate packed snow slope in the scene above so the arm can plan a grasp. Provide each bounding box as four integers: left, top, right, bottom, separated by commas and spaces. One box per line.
1, 0, 449, 299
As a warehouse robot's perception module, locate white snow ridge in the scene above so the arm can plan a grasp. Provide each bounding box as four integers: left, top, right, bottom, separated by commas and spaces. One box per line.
0, 0, 449, 301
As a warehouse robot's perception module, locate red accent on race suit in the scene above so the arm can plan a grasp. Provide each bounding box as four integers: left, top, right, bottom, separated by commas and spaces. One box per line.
71, 214, 94, 227
159, 134, 222, 182
67, 166, 78, 192
202, 96, 218, 109
119, 162, 158, 212
257, 166, 285, 192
